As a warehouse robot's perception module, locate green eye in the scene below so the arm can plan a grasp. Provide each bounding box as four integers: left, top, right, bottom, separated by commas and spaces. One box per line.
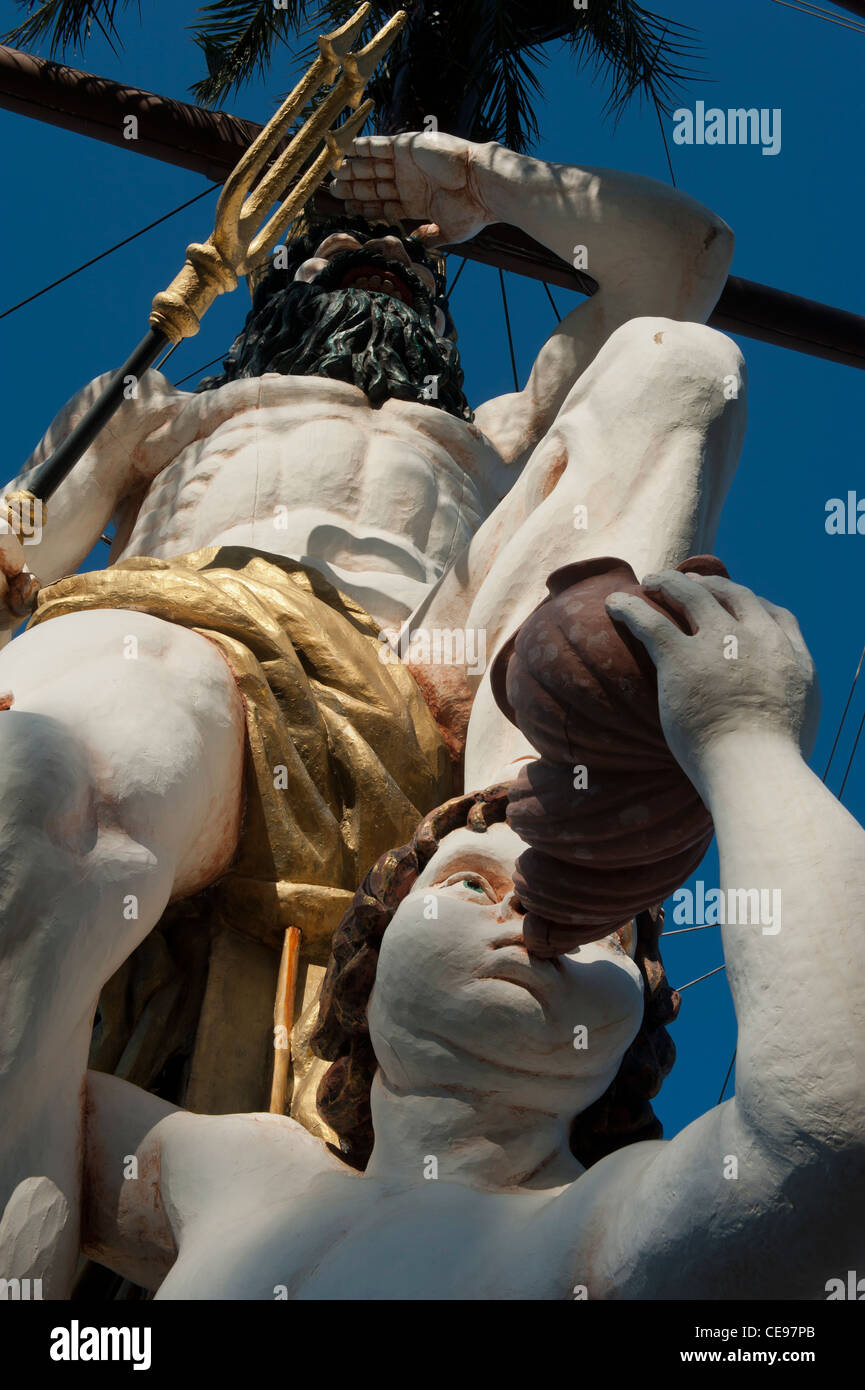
463, 879, 486, 893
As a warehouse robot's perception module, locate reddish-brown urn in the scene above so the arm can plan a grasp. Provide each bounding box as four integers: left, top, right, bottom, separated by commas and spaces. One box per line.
491, 555, 728, 957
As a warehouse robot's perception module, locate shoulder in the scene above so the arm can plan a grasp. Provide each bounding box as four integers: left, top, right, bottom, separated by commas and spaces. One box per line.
527, 1140, 670, 1298
157, 1108, 346, 1231
83, 1071, 344, 1286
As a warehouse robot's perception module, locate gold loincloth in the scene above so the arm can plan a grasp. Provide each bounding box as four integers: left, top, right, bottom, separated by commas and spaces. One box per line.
30, 546, 451, 1139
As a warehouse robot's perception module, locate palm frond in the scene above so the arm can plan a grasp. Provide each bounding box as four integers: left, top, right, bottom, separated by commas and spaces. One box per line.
1, 0, 139, 56
189, 0, 335, 107
564, 1, 703, 124
234, 2, 396, 134
470, 2, 549, 153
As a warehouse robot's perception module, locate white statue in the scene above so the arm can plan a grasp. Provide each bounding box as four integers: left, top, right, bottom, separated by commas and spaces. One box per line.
7, 563, 864, 1300
6, 131, 836, 1300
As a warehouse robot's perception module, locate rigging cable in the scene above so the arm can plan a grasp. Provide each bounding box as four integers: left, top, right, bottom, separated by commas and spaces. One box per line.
822, 638, 865, 782
838, 706, 865, 800
542, 281, 561, 322
498, 267, 519, 392
174, 353, 230, 388
0, 184, 221, 321
718, 1048, 737, 1104
674, 963, 726, 992
771, 0, 865, 34
447, 256, 468, 297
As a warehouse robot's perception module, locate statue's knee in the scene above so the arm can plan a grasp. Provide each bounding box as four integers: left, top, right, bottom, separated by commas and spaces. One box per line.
605, 316, 746, 420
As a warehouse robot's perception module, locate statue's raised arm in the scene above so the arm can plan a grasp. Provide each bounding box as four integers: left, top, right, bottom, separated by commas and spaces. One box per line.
332, 130, 734, 465
541, 571, 865, 1300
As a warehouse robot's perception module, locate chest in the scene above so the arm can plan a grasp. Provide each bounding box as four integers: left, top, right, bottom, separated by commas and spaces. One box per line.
160, 1179, 580, 1301
120, 385, 503, 561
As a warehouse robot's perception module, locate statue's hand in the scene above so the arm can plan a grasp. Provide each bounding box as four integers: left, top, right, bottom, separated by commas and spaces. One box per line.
330, 132, 494, 245
605, 571, 820, 782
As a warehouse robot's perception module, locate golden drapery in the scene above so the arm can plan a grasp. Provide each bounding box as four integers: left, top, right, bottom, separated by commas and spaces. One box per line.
30, 546, 451, 1137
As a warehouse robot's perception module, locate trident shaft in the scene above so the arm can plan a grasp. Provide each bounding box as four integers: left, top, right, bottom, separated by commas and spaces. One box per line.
20, 4, 406, 507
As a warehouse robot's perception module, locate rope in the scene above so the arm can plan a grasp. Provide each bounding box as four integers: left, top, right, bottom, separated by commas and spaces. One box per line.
498, 267, 519, 392
542, 281, 561, 322
822, 638, 865, 782
661, 923, 720, 937
0, 184, 221, 321
654, 95, 677, 187
838, 707, 865, 800
718, 1048, 737, 1104
447, 256, 468, 297
675, 963, 726, 992
174, 352, 229, 388
156, 341, 181, 372
771, 0, 865, 33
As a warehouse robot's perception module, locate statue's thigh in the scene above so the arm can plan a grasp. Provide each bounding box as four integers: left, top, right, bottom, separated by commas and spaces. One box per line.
0, 608, 246, 899
463, 319, 748, 790
546, 316, 747, 569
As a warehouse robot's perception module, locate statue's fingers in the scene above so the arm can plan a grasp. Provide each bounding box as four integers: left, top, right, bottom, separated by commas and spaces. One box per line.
605, 592, 684, 665
374, 180, 400, 201
686, 572, 767, 626
352, 135, 396, 158
347, 178, 377, 201
641, 569, 725, 635
330, 177, 353, 201
756, 596, 805, 646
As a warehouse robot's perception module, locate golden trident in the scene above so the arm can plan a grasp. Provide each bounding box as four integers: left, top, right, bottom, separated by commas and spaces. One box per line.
11, 6, 406, 549
149, 4, 407, 344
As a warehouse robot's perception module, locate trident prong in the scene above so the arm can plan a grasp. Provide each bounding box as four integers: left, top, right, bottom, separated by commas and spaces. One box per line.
149, 5, 406, 344
216, 3, 372, 256
246, 101, 374, 264
238, 9, 407, 236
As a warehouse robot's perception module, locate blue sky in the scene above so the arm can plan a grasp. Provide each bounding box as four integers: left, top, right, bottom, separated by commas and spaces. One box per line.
1, 0, 862, 1138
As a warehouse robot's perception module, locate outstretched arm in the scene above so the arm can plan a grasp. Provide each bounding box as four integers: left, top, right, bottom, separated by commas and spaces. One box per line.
560, 573, 865, 1299
333, 132, 733, 465
1, 368, 188, 619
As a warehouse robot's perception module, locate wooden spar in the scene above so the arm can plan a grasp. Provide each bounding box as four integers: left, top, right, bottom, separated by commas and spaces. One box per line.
0, 43, 863, 369
269, 927, 303, 1116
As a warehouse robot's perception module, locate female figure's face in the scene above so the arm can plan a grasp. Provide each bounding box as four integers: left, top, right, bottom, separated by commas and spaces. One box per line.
368, 824, 645, 1118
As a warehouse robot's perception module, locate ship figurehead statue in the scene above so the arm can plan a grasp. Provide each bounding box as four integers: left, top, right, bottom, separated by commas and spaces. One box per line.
0, 6, 861, 1305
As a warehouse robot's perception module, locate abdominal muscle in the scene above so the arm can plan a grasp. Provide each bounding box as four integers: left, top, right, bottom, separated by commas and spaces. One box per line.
113, 374, 506, 631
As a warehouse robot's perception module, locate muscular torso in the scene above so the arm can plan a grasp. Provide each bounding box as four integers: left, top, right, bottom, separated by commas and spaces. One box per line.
113, 374, 511, 630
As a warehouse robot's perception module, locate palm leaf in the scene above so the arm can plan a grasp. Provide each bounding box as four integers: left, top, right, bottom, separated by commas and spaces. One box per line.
2, 0, 705, 147
188, 1, 299, 106
191, 0, 396, 111
2, 0, 140, 56
470, 2, 549, 153
564, 1, 703, 123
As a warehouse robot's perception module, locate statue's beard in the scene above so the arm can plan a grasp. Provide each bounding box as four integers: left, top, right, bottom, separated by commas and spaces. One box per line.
197, 278, 472, 421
